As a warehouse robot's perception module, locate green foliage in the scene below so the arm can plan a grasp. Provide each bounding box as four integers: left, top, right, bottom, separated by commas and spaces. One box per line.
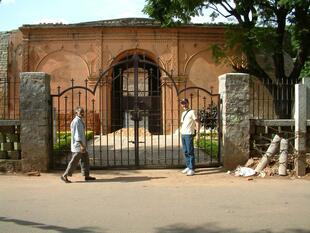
53, 131, 94, 151
194, 134, 218, 157
143, 0, 310, 82
143, 0, 205, 26
300, 58, 310, 78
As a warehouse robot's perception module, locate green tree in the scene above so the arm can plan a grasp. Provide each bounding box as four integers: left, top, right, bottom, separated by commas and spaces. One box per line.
301, 57, 310, 78
143, 0, 310, 117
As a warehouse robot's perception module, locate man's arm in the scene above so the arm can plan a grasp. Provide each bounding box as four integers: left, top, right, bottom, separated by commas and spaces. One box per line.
78, 140, 86, 153
195, 119, 200, 135
74, 120, 86, 153
78, 123, 86, 153
194, 109, 200, 139
195, 119, 200, 131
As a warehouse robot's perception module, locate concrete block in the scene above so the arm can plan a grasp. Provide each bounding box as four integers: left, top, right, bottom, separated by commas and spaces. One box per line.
0, 133, 5, 143
294, 84, 307, 176
0, 142, 13, 151
7, 151, 20, 160
6, 133, 19, 142
0, 151, 8, 159
14, 142, 21, 151
301, 78, 310, 118
0, 159, 22, 172
294, 154, 306, 176
0, 126, 15, 134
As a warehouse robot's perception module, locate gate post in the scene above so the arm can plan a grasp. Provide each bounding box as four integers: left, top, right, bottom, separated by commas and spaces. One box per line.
0, 32, 9, 118
20, 72, 51, 172
294, 82, 307, 176
219, 73, 251, 170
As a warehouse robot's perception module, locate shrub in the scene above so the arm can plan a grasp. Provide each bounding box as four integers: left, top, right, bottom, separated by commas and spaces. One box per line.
53, 131, 94, 151
195, 136, 218, 158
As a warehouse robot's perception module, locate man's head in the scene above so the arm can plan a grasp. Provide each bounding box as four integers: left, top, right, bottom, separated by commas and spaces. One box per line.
180, 98, 189, 109
75, 106, 85, 118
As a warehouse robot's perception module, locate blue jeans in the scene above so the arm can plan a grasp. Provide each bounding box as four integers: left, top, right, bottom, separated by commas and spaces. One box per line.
181, 135, 195, 170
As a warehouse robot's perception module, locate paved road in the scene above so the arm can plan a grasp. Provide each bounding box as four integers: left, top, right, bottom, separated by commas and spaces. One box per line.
1, 169, 310, 233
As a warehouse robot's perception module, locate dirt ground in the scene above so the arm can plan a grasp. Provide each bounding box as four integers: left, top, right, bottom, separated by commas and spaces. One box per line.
1, 168, 310, 233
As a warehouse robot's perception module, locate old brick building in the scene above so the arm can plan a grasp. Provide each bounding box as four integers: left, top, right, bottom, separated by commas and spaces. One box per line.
1, 18, 234, 168
2, 17, 231, 117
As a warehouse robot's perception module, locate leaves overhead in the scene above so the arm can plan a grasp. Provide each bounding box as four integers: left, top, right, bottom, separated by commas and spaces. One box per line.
143, 0, 310, 83
143, 0, 206, 26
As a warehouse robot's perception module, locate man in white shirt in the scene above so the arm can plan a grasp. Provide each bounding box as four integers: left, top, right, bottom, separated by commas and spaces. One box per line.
180, 98, 200, 176
61, 106, 96, 183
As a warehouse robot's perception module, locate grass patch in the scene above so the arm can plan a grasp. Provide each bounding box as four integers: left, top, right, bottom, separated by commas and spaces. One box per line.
195, 134, 218, 157
53, 131, 94, 151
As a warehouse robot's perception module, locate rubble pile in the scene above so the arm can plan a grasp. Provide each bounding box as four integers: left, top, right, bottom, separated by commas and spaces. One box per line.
306, 153, 310, 173
230, 134, 301, 178
243, 155, 295, 177
113, 128, 151, 137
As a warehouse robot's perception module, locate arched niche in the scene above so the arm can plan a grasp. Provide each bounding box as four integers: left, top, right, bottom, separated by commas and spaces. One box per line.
109, 50, 163, 134
36, 50, 90, 93
185, 49, 231, 93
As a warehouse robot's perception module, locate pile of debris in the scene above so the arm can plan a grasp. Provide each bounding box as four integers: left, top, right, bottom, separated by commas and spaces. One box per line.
113, 128, 152, 137
241, 156, 294, 177
306, 154, 310, 174
231, 134, 297, 178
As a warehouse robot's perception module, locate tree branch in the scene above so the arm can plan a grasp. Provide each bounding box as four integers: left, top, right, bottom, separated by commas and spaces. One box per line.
219, 2, 244, 23
208, 4, 233, 18
272, 6, 288, 81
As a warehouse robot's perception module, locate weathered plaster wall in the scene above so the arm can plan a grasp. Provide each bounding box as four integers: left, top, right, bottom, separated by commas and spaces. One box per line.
17, 26, 232, 94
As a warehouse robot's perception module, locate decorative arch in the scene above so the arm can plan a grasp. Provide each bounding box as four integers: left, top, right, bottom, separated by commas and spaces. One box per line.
109, 49, 154, 65
183, 49, 229, 93
105, 51, 172, 133
36, 49, 90, 90
106, 48, 166, 71
184, 48, 211, 74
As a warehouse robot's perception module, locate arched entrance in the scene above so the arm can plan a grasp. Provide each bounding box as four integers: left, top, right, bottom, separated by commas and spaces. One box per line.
111, 54, 161, 135
103, 53, 178, 166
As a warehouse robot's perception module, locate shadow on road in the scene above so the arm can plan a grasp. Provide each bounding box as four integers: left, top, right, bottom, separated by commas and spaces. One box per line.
194, 167, 225, 176
0, 216, 103, 233
155, 223, 310, 233
74, 176, 167, 183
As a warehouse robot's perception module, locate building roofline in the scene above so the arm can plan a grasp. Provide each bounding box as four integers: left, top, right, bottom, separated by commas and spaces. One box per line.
19, 17, 229, 30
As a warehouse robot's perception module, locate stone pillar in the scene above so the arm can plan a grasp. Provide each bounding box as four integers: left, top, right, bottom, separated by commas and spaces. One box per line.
0, 32, 9, 118
219, 73, 251, 170
294, 83, 307, 176
303, 78, 310, 153
20, 72, 51, 172
302, 78, 310, 118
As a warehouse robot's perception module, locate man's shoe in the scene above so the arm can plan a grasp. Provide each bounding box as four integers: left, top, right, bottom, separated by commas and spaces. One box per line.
186, 169, 195, 176
85, 176, 96, 181
60, 175, 71, 183
181, 168, 190, 174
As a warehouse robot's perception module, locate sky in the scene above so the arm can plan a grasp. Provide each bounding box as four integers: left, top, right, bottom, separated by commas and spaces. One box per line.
0, 0, 227, 32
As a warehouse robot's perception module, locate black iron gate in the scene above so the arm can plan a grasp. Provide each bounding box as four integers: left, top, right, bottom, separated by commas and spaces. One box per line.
51, 54, 221, 169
